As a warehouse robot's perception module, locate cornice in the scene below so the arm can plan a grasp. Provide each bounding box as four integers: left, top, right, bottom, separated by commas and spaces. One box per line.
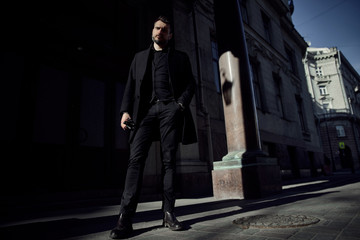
307, 50, 338, 62
245, 28, 301, 88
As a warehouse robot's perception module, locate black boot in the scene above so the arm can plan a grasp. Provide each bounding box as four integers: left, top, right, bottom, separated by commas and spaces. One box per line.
109, 214, 133, 239
163, 211, 183, 231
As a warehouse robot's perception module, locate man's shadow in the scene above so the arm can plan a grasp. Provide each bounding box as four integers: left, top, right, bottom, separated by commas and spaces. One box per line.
2, 175, 359, 239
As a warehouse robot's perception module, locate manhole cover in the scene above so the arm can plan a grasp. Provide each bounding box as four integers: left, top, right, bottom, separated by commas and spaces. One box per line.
233, 215, 320, 229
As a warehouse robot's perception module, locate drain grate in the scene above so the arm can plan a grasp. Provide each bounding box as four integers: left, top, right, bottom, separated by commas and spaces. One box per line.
233, 214, 320, 229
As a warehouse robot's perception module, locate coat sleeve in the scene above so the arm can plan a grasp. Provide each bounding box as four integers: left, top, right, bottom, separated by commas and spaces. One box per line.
120, 56, 136, 116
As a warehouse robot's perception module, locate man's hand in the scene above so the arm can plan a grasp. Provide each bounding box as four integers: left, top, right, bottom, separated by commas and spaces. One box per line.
121, 112, 131, 130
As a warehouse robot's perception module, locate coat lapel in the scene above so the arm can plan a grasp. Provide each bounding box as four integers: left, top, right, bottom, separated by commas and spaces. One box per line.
167, 48, 175, 82
138, 47, 152, 83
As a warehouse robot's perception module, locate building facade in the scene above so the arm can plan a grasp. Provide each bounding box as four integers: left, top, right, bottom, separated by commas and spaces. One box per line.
304, 47, 360, 172
238, 0, 323, 178
1, 0, 323, 204
1, 0, 226, 201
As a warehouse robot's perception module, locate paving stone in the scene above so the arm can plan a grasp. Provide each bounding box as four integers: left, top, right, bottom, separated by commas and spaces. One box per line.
312, 233, 338, 240
254, 229, 296, 239
289, 231, 316, 239
340, 229, 360, 238
240, 228, 262, 235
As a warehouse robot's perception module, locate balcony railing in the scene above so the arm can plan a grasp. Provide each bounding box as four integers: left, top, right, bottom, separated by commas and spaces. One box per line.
316, 108, 355, 121
312, 99, 360, 122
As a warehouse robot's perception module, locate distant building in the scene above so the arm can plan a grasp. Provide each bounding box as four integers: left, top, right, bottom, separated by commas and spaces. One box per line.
304, 47, 360, 172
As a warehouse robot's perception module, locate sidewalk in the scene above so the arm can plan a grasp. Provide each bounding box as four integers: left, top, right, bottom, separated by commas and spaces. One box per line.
1, 172, 360, 240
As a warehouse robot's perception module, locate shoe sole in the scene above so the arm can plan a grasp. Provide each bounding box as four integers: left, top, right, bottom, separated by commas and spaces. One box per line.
163, 222, 183, 231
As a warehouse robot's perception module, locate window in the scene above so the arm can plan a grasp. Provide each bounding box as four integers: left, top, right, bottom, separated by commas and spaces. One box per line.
285, 46, 298, 75
316, 66, 323, 77
250, 61, 262, 109
273, 73, 285, 117
211, 38, 221, 93
261, 12, 271, 44
296, 95, 307, 132
319, 85, 328, 95
336, 125, 346, 137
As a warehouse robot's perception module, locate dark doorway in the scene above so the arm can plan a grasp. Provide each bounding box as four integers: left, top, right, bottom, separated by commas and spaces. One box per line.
288, 146, 300, 178
339, 145, 354, 172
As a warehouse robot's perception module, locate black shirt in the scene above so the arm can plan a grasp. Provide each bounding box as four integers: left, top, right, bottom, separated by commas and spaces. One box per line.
151, 48, 173, 102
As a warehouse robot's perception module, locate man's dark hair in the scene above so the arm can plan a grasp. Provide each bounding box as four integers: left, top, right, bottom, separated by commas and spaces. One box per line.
154, 15, 173, 32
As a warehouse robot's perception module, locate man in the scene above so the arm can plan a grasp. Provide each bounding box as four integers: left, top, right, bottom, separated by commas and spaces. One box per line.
110, 15, 197, 239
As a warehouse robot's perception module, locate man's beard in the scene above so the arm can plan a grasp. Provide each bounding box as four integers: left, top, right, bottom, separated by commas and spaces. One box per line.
152, 36, 167, 46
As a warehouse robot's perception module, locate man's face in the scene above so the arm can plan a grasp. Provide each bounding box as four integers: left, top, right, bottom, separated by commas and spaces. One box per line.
152, 20, 172, 46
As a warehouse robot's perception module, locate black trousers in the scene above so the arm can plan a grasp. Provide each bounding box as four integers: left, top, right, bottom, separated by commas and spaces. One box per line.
119, 101, 181, 217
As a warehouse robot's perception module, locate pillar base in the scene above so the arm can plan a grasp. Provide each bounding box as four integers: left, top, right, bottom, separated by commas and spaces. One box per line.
212, 152, 282, 199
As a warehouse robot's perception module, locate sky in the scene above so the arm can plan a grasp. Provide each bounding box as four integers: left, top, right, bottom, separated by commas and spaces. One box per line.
291, 0, 360, 74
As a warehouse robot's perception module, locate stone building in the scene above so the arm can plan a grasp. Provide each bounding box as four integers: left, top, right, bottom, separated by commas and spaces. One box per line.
1, 0, 226, 202
304, 47, 360, 172
1, 0, 323, 204
238, 0, 323, 178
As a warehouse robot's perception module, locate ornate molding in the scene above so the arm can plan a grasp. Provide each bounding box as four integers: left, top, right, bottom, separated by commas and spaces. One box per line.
245, 32, 300, 88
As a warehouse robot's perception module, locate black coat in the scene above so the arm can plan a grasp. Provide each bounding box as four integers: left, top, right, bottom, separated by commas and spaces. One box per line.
120, 46, 197, 145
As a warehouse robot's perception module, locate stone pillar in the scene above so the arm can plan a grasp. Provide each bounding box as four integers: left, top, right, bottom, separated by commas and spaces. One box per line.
212, 0, 281, 199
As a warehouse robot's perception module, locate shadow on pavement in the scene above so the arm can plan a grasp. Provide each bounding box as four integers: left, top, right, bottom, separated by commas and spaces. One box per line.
0, 174, 359, 239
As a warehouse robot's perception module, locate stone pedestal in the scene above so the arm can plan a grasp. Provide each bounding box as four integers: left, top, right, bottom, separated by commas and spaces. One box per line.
212, 0, 282, 200
212, 153, 282, 199
212, 167, 244, 199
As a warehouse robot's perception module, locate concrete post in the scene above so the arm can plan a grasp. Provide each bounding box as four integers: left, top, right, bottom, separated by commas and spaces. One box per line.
212, 0, 282, 199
